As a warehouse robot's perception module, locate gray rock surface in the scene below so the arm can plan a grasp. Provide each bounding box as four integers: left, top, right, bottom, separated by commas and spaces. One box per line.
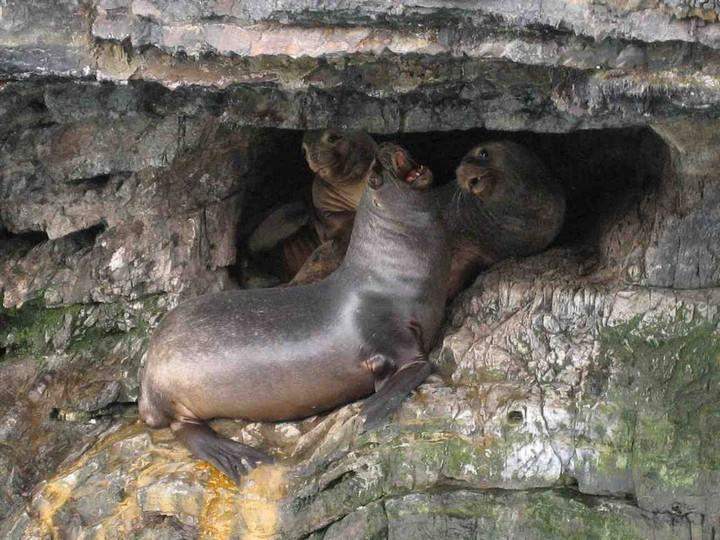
2, 248, 718, 538
1, 2, 720, 538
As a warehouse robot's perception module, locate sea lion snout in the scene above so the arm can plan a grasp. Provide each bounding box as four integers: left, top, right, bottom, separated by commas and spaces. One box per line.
404, 164, 433, 190
456, 161, 496, 198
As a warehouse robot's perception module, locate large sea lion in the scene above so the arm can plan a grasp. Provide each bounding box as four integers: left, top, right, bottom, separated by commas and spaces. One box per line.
139, 143, 448, 483
291, 139, 565, 298
440, 140, 565, 298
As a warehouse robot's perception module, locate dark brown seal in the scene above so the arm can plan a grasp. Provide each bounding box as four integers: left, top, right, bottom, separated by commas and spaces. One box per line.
440, 140, 565, 298
292, 140, 566, 298
247, 129, 377, 280
287, 129, 377, 284
303, 129, 377, 243
138, 143, 448, 483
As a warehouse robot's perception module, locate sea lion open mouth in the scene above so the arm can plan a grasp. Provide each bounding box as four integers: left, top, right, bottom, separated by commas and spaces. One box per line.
404, 164, 433, 190
405, 165, 425, 183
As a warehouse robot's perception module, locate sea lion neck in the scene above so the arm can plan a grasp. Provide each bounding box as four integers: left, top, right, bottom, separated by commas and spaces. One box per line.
338, 183, 445, 293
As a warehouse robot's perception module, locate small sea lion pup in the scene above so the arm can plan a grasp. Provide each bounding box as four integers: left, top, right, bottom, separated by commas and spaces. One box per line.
303, 128, 377, 243
441, 140, 566, 298
286, 129, 377, 284
138, 143, 448, 483
248, 129, 376, 279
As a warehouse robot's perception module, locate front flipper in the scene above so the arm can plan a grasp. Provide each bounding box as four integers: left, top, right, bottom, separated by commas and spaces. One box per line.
171, 421, 273, 484
358, 360, 432, 431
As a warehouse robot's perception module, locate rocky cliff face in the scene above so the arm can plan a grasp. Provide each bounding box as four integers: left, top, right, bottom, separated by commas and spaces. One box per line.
1, 2, 720, 539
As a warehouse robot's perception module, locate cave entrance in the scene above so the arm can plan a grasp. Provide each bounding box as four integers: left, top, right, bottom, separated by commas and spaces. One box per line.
238, 126, 667, 286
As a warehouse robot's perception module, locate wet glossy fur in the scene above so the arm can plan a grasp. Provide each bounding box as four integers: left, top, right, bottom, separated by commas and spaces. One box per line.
138, 145, 448, 481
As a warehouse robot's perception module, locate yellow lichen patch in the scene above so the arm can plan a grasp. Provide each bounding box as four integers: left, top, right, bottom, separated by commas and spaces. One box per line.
91, 495, 143, 540
34, 478, 75, 539
31, 423, 149, 539
198, 464, 288, 540
238, 465, 289, 540
198, 464, 240, 540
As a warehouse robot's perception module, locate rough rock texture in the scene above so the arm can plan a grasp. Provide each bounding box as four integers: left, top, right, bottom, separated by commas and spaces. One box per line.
2, 1, 720, 538
3, 250, 719, 538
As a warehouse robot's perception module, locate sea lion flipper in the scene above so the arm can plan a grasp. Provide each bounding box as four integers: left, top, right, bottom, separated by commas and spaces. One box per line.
358, 360, 432, 431
289, 239, 345, 285
171, 421, 273, 484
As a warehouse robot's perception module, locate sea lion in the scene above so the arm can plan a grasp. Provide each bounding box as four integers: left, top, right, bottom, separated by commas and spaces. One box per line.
291, 139, 566, 299
138, 143, 448, 483
247, 129, 377, 280
440, 140, 565, 298
303, 129, 377, 243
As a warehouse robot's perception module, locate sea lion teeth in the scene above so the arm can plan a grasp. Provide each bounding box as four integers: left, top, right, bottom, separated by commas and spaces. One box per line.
405, 165, 425, 183
138, 143, 450, 484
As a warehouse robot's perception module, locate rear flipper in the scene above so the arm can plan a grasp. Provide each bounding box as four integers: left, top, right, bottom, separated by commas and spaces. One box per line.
359, 360, 432, 431
171, 421, 273, 484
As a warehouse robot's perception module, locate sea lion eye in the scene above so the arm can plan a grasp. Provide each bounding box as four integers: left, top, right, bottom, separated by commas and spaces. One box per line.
368, 160, 384, 189
325, 132, 342, 144
477, 149, 489, 161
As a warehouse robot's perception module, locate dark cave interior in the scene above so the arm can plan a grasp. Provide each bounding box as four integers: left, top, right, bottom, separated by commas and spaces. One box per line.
239, 126, 668, 282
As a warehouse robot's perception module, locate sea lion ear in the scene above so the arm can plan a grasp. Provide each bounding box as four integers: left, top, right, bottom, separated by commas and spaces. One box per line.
367, 159, 384, 189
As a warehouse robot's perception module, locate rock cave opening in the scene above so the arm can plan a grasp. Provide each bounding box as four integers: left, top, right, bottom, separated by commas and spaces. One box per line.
238, 125, 667, 285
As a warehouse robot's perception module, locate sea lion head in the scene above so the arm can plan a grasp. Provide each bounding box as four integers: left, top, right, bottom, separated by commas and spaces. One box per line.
302, 129, 377, 185
456, 143, 498, 200
456, 140, 555, 201
370, 142, 434, 192
450, 140, 565, 248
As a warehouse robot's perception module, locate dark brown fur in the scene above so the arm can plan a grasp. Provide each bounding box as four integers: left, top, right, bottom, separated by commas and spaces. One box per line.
139, 143, 448, 483
290, 140, 566, 300
440, 140, 565, 298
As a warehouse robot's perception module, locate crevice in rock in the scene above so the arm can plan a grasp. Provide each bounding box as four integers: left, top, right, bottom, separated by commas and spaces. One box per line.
63, 221, 107, 249
0, 228, 50, 259
0, 228, 49, 246
71, 173, 116, 190
506, 409, 524, 425
50, 402, 138, 423
320, 470, 358, 493
235, 125, 667, 285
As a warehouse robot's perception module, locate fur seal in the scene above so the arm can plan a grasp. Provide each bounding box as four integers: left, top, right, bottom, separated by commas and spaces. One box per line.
139, 143, 448, 483
247, 129, 377, 280
286, 129, 377, 284
440, 140, 565, 298
292, 139, 566, 298
303, 129, 377, 243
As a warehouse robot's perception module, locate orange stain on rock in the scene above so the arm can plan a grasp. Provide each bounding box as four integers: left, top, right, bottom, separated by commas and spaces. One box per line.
199, 463, 288, 540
